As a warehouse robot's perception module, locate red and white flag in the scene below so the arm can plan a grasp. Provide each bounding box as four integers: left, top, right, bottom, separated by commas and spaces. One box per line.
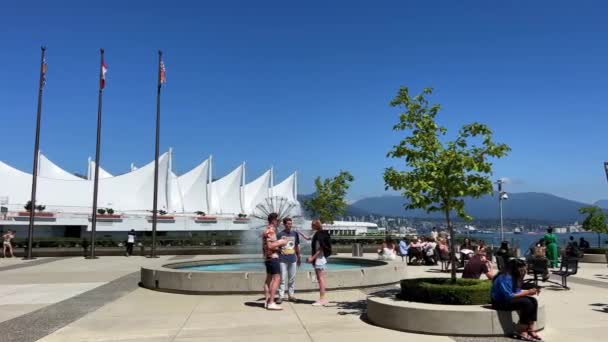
100, 61, 108, 89
159, 60, 166, 85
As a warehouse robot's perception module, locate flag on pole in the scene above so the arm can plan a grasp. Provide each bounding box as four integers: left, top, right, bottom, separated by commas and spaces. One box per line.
100, 61, 108, 89
159, 59, 166, 85
42, 57, 48, 87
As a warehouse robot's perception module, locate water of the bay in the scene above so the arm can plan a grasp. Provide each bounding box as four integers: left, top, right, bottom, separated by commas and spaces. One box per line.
464, 231, 608, 251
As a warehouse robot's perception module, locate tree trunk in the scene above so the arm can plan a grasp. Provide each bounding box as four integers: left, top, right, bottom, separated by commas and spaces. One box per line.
598, 232, 601, 248
445, 209, 456, 282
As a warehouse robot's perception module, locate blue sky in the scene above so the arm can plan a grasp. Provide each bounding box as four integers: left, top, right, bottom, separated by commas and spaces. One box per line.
1, 1, 607, 203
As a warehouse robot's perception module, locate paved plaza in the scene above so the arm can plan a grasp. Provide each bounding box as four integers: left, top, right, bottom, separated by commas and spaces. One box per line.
0, 254, 606, 342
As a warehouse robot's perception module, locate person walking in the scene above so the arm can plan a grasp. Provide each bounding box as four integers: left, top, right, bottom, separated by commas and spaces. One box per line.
544, 227, 559, 268
125, 229, 136, 257
2, 230, 15, 258
262, 213, 288, 310
276, 217, 300, 303
307, 219, 332, 307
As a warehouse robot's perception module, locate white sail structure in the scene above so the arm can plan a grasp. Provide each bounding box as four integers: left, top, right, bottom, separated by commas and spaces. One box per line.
0, 153, 170, 213
209, 164, 244, 214
39, 153, 82, 180
177, 158, 210, 213
86, 158, 113, 180
242, 169, 271, 214
271, 172, 297, 202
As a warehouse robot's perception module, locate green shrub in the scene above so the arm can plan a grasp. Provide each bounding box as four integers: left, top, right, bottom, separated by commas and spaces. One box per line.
583, 248, 608, 254
400, 277, 491, 305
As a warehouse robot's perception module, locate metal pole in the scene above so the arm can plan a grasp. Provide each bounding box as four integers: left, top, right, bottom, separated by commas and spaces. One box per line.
149, 50, 162, 258
25, 46, 47, 260
499, 197, 504, 241
88, 48, 105, 259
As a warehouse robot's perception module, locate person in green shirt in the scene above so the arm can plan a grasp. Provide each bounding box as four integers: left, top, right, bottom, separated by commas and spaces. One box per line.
544, 227, 559, 268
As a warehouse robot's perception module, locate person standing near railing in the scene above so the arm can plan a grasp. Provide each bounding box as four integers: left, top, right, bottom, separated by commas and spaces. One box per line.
544, 227, 559, 268
125, 229, 136, 257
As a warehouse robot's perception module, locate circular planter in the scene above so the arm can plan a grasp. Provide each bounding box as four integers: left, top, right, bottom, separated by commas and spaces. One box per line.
367, 295, 545, 336
140, 257, 406, 294
400, 278, 491, 305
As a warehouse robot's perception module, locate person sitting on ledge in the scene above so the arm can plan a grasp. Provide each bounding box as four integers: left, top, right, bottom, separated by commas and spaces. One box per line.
491, 258, 542, 341
495, 241, 512, 269
462, 249, 494, 280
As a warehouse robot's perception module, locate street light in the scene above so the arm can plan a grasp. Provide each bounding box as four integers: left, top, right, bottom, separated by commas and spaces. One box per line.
496, 179, 508, 241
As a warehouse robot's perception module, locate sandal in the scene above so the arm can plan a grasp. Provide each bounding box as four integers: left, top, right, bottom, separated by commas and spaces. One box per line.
528, 331, 543, 341
513, 332, 535, 341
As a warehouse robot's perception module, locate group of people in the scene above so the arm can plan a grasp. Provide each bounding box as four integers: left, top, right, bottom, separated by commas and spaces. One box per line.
262, 213, 332, 310
395, 228, 449, 265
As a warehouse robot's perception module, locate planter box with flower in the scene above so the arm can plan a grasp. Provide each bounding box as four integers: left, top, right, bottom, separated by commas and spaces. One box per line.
233, 213, 250, 224
14, 202, 56, 221
89, 208, 123, 222
194, 211, 217, 223
147, 210, 175, 223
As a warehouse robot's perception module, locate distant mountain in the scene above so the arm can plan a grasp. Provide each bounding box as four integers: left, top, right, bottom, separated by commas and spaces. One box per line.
594, 200, 608, 209
349, 192, 592, 222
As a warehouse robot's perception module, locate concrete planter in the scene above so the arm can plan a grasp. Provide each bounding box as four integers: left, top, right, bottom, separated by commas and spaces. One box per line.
367, 295, 545, 336
581, 253, 607, 263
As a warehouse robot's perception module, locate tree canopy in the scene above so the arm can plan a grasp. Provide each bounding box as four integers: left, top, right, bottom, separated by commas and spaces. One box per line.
304, 171, 354, 224
383, 86, 510, 280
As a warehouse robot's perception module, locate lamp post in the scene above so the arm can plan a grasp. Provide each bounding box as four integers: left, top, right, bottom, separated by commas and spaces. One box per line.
497, 179, 508, 241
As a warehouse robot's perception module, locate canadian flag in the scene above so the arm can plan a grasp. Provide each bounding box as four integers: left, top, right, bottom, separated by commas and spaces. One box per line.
100, 61, 108, 89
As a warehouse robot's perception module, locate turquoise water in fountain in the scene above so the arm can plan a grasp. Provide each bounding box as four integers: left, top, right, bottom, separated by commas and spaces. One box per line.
178, 260, 368, 272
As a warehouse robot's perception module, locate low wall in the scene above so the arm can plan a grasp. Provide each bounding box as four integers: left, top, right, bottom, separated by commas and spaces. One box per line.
367, 295, 545, 336
141, 257, 406, 294
581, 253, 607, 264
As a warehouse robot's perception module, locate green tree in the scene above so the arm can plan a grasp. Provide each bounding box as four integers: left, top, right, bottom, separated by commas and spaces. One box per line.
304, 171, 354, 224
578, 206, 607, 248
383, 87, 510, 281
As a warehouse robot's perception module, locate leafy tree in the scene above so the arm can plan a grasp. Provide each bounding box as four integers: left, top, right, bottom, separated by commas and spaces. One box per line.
384, 87, 510, 281
304, 171, 354, 224
578, 206, 607, 247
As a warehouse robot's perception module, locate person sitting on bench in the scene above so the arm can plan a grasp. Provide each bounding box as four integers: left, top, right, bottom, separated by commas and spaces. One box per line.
462, 249, 494, 280
491, 258, 542, 341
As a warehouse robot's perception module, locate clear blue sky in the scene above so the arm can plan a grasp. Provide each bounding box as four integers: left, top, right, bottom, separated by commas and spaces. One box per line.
1, 1, 607, 203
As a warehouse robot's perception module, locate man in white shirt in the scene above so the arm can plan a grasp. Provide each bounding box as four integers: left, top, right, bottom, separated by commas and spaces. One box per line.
126, 229, 136, 257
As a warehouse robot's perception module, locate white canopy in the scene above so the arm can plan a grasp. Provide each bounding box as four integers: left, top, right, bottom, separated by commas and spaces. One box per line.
242, 169, 271, 214
177, 158, 210, 213
39, 153, 82, 180
0, 153, 170, 213
87, 159, 113, 180
209, 164, 244, 214
271, 173, 297, 202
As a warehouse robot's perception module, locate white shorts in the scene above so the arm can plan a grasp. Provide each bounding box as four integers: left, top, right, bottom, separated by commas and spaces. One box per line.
314, 256, 327, 270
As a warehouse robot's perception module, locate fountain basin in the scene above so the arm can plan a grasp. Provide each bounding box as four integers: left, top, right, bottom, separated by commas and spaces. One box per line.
140, 257, 405, 294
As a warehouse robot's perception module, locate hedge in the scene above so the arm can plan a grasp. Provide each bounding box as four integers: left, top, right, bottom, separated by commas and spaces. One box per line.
400, 277, 491, 305
583, 248, 608, 254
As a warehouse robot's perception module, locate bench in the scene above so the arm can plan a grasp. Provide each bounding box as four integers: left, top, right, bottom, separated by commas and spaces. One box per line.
550, 257, 578, 289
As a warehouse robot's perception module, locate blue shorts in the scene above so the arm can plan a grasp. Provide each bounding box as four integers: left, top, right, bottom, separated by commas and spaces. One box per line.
264, 258, 281, 275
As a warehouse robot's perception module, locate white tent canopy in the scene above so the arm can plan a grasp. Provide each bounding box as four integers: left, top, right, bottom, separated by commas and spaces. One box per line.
0, 152, 297, 216
242, 169, 271, 214
86, 158, 113, 180
209, 163, 244, 215
177, 158, 210, 213
39, 153, 83, 180
0, 153, 170, 213
271, 172, 297, 202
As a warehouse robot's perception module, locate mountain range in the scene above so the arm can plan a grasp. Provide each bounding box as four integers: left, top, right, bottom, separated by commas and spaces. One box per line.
297, 192, 608, 222
346, 193, 607, 222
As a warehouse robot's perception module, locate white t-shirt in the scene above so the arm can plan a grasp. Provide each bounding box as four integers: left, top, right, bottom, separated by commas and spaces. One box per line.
127, 234, 135, 243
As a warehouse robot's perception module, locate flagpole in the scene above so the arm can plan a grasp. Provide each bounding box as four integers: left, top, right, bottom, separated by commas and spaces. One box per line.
88, 48, 105, 259
24, 46, 47, 260
148, 50, 162, 258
